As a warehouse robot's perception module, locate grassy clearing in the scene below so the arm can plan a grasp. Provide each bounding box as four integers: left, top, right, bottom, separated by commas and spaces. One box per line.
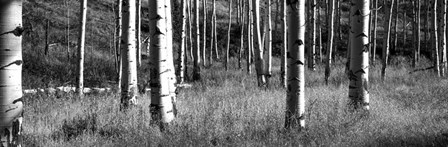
22, 58, 448, 146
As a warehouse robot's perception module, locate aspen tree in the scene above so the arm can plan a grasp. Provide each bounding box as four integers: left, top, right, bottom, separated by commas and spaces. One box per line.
193, 0, 201, 80
0, 0, 24, 146
381, 0, 394, 80
252, 0, 267, 87
115, 0, 122, 83
324, 0, 334, 85
393, 0, 399, 53
226, 0, 233, 71
212, 0, 219, 60
280, 0, 287, 87
203, 0, 207, 66
137, 0, 142, 67
178, 0, 188, 83
66, 0, 71, 59
433, 0, 440, 77
415, 0, 421, 67
348, 0, 370, 110
149, 0, 177, 127
285, 0, 305, 129
267, 0, 273, 78
238, 1, 246, 69
164, 0, 177, 95
209, 0, 214, 65
318, 1, 323, 63
372, 0, 378, 62
188, 0, 194, 61
121, 0, 139, 109
309, 0, 316, 71
247, 0, 253, 74
77, 0, 88, 96
439, 0, 447, 76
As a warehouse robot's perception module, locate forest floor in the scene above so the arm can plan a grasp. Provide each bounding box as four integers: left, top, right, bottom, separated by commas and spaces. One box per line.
22, 57, 448, 146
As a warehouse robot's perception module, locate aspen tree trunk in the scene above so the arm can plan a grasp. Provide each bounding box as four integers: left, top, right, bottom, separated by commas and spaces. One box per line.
66, 0, 71, 59
267, 0, 272, 78
209, 0, 214, 65
225, 0, 233, 71
149, 0, 176, 127
348, 0, 370, 111
324, 0, 334, 85
188, 0, 194, 61
285, 0, 305, 130
433, 0, 440, 77
280, 0, 287, 87
238, 1, 246, 69
193, 0, 201, 80
202, 0, 207, 66
415, 0, 421, 67
372, 0, 378, 62
439, 0, 447, 77
393, 0, 399, 53
252, 0, 267, 87
120, 0, 139, 109
164, 0, 177, 99
76, 0, 87, 96
318, 1, 323, 63
116, 0, 123, 90
212, 0, 219, 60
381, 0, 394, 80
178, 0, 188, 83
0, 0, 24, 146
247, 0, 253, 74
309, 0, 316, 71
137, 0, 142, 67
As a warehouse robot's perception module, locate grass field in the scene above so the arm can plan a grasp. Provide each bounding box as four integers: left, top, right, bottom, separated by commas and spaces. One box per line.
22, 57, 448, 146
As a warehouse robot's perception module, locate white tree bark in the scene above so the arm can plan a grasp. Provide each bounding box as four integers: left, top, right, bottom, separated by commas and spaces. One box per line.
252, 0, 267, 87
348, 0, 370, 110
439, 0, 446, 76
0, 0, 24, 146
120, 0, 139, 109
178, 0, 187, 83
137, 0, 142, 67
381, 0, 394, 80
247, 0, 252, 74
267, 0, 272, 78
285, 0, 305, 129
309, 0, 316, 71
434, 0, 440, 77
115, 0, 123, 90
280, 0, 287, 88
324, 0, 334, 85
203, 0, 207, 66
193, 0, 201, 80
226, 0, 233, 71
77, 0, 87, 96
149, 0, 176, 125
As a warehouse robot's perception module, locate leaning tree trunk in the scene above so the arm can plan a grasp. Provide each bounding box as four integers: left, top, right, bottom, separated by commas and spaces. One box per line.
280, 0, 287, 88
439, 0, 447, 77
0, 0, 24, 146
120, 0, 139, 109
76, 0, 87, 96
193, 0, 201, 80
381, 0, 394, 80
348, 0, 370, 111
225, 0, 233, 71
149, 0, 177, 128
178, 0, 187, 84
285, 0, 305, 130
252, 0, 267, 87
324, 0, 334, 85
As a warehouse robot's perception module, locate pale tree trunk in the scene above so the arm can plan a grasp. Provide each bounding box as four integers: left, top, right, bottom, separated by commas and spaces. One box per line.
252, 0, 267, 87
188, 0, 194, 61
212, 0, 219, 60
202, 0, 207, 66
348, 0, 370, 111
247, 0, 253, 74
381, 0, 394, 80
267, 0, 273, 79
372, 0, 378, 62
77, 0, 87, 96
308, 0, 316, 71
210, 0, 215, 63
178, 0, 187, 83
414, 0, 421, 67
433, 0, 440, 77
164, 0, 177, 99
0, 0, 24, 146
324, 0, 334, 85
120, 0, 139, 109
115, 0, 122, 88
318, 1, 323, 63
193, 0, 201, 80
238, 1, 246, 69
149, 0, 177, 127
280, 0, 287, 88
137, 0, 142, 67
439, 0, 447, 76
225, 0, 233, 71
393, 0, 399, 53
285, 0, 305, 130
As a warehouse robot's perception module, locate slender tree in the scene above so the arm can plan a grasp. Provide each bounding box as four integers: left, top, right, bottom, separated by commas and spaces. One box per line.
149, 0, 177, 128
178, 0, 188, 83
115, 0, 123, 87
120, 0, 139, 109
434, 0, 440, 77
247, 0, 253, 74
415, 0, 421, 67
137, 0, 142, 67
238, 0, 246, 69
212, 0, 219, 60
372, 0, 378, 62
280, 0, 287, 87
309, 0, 316, 71
76, 0, 88, 96
393, 0, 399, 53
381, 0, 394, 80
439, 0, 447, 76
226, 0, 233, 71
193, 0, 201, 80
285, 0, 305, 130
203, 0, 207, 66
267, 0, 273, 80
0, 0, 24, 146
324, 0, 334, 85
348, 0, 370, 110
252, 0, 267, 87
